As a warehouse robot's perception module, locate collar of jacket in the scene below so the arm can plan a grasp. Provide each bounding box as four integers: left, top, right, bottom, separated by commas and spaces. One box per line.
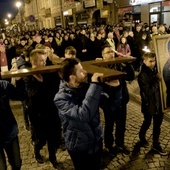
60, 80, 88, 94
141, 64, 157, 74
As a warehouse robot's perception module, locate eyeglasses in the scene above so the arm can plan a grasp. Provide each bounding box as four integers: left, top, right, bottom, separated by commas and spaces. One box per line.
103, 50, 114, 54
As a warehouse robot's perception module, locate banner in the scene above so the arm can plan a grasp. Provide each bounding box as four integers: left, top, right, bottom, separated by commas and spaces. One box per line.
0, 44, 8, 72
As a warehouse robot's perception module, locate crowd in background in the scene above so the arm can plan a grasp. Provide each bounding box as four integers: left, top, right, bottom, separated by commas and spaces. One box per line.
0, 21, 169, 72
0, 21, 169, 170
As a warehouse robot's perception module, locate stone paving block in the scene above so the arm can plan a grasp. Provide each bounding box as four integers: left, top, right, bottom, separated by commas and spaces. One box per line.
112, 161, 120, 167
148, 162, 156, 168
154, 154, 162, 158
6, 79, 170, 170
154, 161, 160, 167
107, 164, 115, 169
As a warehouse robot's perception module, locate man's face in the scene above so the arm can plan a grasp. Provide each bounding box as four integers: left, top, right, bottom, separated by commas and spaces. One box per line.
48, 37, 53, 43
97, 34, 102, 40
129, 31, 134, 37
34, 36, 42, 43
34, 55, 46, 67
144, 57, 156, 69
70, 34, 74, 40
152, 26, 157, 33
108, 32, 113, 39
81, 30, 86, 35
102, 47, 115, 59
136, 26, 141, 32
20, 40, 26, 46
73, 63, 87, 87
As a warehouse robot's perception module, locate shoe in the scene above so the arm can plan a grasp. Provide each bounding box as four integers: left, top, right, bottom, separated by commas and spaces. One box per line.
50, 159, 63, 170
59, 144, 66, 151
35, 154, 46, 164
35, 150, 46, 164
106, 146, 117, 156
152, 144, 168, 156
116, 145, 130, 155
31, 140, 36, 146
140, 140, 150, 148
24, 125, 31, 131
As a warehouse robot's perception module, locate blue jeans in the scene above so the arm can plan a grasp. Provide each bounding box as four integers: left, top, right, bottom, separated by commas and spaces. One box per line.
0, 137, 21, 170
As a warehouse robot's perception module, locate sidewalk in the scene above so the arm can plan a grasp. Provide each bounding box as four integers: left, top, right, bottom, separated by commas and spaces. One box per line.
8, 78, 170, 170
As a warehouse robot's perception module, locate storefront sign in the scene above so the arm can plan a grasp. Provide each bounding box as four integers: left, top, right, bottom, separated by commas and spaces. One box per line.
130, 0, 161, 5
63, 9, 72, 16
107, 0, 113, 3
118, 7, 133, 15
96, 0, 103, 9
162, 1, 170, 6
100, 6, 110, 18
83, 0, 96, 8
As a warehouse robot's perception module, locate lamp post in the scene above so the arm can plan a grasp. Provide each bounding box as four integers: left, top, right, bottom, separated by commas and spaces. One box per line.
4, 19, 9, 25
16, 1, 22, 32
7, 13, 12, 26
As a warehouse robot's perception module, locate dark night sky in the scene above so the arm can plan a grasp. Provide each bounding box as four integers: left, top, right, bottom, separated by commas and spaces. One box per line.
0, 0, 24, 20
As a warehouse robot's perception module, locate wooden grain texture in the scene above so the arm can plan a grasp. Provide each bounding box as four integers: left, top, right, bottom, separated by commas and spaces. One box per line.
1, 57, 136, 81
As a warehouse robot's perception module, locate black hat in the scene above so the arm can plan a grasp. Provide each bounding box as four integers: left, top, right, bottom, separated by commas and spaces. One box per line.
20, 37, 26, 41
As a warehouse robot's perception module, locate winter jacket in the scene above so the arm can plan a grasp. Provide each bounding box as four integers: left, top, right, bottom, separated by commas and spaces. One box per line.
0, 80, 26, 148
138, 64, 162, 115
54, 80, 103, 153
101, 63, 135, 112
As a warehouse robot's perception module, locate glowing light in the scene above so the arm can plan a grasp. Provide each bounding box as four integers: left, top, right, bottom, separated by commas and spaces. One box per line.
142, 46, 151, 52
16, 1, 22, 9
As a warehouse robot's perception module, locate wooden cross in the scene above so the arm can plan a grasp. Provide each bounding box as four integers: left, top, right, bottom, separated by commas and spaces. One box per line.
1, 57, 136, 82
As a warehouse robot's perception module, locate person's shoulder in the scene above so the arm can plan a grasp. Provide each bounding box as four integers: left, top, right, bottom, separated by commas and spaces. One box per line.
0, 80, 11, 94
0, 80, 9, 88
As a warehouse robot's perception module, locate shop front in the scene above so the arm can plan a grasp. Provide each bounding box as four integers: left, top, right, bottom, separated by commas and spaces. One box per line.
119, 0, 170, 26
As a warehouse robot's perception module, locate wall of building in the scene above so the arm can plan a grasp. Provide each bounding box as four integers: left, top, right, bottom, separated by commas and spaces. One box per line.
19, 0, 170, 30
141, 4, 149, 23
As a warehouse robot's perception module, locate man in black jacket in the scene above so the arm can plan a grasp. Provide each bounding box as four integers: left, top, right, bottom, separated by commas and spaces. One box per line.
138, 52, 168, 156
23, 49, 61, 168
100, 44, 135, 156
0, 80, 27, 170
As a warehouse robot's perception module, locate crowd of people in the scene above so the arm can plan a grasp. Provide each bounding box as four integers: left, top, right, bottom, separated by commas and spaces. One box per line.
0, 21, 169, 170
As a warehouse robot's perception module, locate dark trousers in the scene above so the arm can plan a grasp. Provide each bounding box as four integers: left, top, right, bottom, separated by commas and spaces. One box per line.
139, 112, 164, 145
21, 100, 30, 127
103, 105, 127, 148
0, 137, 21, 170
68, 142, 103, 170
33, 124, 59, 162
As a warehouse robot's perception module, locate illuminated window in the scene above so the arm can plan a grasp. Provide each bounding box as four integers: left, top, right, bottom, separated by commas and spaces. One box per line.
149, 2, 161, 12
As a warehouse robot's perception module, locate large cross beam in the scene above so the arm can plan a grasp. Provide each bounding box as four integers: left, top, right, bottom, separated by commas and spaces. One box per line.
1, 57, 136, 82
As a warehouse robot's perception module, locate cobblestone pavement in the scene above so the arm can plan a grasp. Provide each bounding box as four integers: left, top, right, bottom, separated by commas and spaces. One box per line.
7, 78, 170, 170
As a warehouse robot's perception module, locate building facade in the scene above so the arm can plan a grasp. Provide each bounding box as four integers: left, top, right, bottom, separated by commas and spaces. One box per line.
13, 0, 170, 30
118, 0, 170, 26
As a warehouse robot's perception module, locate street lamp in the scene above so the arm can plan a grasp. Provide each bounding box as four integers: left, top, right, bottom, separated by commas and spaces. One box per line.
16, 1, 21, 10
16, 1, 22, 32
16, 1, 21, 22
7, 13, 12, 26
7, 13, 11, 19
